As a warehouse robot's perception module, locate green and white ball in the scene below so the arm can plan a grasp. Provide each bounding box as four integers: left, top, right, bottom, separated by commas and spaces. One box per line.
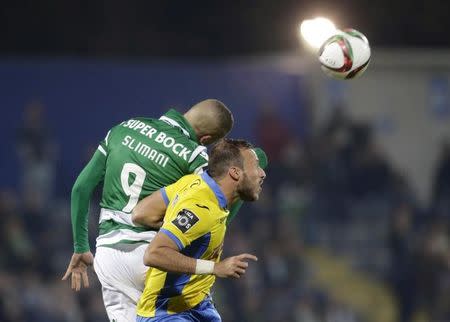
318, 29, 371, 80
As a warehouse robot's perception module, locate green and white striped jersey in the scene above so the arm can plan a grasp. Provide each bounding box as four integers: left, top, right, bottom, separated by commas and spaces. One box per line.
95, 109, 208, 247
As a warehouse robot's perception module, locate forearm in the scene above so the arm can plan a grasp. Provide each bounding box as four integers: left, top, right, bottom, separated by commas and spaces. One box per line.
71, 181, 93, 253
144, 245, 197, 274
71, 150, 105, 253
143, 231, 216, 275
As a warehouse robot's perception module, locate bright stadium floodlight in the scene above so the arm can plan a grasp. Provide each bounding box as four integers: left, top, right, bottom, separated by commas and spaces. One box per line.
300, 17, 337, 50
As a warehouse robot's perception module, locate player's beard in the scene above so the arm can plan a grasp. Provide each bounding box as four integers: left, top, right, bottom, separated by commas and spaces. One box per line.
237, 172, 259, 201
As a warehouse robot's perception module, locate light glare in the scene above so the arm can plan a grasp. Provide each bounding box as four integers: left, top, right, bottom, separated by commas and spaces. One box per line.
300, 17, 337, 49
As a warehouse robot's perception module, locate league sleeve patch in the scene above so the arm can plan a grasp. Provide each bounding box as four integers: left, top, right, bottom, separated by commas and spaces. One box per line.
172, 209, 199, 233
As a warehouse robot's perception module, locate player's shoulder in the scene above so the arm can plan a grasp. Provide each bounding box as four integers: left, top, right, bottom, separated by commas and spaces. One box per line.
175, 195, 216, 221
121, 117, 155, 127
172, 173, 201, 188
154, 113, 202, 146
185, 184, 221, 214
170, 175, 214, 204
106, 117, 153, 132
166, 173, 201, 196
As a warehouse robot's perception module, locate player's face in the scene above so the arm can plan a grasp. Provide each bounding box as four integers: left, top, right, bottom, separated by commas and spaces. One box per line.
237, 149, 266, 201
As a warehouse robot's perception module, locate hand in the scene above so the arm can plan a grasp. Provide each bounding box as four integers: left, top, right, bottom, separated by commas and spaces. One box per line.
62, 251, 94, 291
213, 253, 258, 279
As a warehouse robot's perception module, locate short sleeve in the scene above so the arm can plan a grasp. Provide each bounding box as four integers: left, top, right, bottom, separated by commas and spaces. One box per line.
97, 129, 112, 157
159, 198, 212, 250
160, 187, 170, 206
160, 175, 196, 205
161, 181, 178, 205
188, 146, 209, 174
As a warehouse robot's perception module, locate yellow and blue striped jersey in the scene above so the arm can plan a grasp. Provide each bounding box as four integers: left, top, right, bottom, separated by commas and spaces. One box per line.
136, 172, 229, 318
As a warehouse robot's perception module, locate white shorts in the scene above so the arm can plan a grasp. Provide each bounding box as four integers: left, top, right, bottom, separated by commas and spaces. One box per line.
94, 243, 149, 322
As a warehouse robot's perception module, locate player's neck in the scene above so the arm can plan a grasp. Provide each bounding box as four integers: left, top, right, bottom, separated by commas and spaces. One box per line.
215, 179, 239, 208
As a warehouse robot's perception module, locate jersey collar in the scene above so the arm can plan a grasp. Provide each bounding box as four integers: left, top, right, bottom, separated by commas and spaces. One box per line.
159, 109, 199, 143
201, 172, 228, 209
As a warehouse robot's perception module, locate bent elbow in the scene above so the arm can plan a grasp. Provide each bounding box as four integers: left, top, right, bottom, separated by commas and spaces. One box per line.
143, 254, 152, 267
131, 209, 141, 226
143, 247, 158, 267
132, 209, 163, 229
132, 207, 149, 227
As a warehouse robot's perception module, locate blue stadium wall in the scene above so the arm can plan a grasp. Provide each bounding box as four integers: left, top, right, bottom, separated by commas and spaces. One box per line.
0, 58, 308, 193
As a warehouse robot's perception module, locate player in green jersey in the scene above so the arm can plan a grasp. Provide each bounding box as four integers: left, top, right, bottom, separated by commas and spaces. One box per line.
62, 99, 234, 322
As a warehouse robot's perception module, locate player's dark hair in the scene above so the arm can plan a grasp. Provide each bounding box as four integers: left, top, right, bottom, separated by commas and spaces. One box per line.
208, 138, 253, 179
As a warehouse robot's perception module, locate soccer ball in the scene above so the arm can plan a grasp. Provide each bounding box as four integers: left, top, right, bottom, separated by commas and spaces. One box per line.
318, 29, 371, 80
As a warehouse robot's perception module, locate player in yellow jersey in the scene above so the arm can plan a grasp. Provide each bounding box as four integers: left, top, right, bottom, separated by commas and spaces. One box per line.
133, 138, 266, 321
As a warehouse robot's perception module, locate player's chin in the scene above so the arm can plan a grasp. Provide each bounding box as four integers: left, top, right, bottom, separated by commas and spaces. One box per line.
239, 183, 262, 201
239, 191, 258, 202
251, 188, 262, 201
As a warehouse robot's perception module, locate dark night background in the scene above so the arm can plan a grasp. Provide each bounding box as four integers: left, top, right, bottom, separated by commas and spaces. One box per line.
1, 0, 450, 58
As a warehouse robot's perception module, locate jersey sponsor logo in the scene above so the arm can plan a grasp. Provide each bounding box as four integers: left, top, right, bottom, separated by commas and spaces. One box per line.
121, 119, 196, 161
172, 209, 199, 233
121, 119, 158, 138
155, 132, 192, 160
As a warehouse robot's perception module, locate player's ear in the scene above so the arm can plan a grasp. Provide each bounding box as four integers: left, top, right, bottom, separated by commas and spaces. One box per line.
229, 166, 241, 181
199, 134, 214, 145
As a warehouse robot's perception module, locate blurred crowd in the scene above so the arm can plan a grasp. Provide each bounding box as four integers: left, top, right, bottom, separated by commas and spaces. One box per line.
0, 102, 449, 322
